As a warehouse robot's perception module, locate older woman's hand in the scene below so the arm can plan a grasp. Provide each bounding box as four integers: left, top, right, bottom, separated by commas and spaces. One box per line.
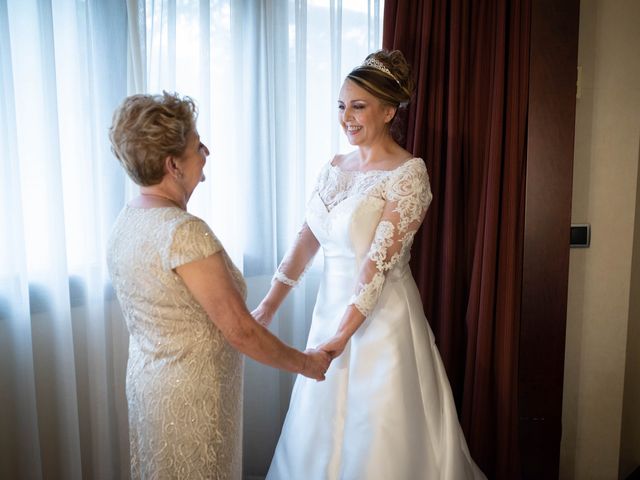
301, 348, 331, 381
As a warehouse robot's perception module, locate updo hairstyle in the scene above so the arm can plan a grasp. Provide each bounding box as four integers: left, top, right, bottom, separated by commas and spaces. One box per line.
109, 92, 198, 186
346, 50, 414, 141
346, 49, 414, 108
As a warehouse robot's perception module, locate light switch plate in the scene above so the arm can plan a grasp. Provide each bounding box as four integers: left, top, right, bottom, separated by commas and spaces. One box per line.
570, 224, 590, 248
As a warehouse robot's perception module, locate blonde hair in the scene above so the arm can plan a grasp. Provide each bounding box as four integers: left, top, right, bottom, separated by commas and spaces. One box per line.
346, 50, 414, 107
109, 92, 198, 186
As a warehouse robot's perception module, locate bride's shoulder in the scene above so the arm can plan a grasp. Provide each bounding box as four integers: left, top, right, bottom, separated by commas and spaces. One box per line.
329, 153, 343, 168
386, 158, 430, 193
330, 151, 358, 170
404, 156, 427, 171
391, 157, 427, 177
313, 155, 340, 187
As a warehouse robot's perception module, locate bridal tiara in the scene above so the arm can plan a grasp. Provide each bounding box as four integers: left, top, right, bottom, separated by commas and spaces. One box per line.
361, 58, 401, 86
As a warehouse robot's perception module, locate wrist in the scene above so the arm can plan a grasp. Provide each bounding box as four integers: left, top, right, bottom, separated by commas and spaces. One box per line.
257, 300, 276, 316
301, 351, 308, 375
335, 328, 352, 345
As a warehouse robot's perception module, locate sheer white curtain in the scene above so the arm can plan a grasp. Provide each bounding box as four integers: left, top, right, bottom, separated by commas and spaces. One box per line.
1, 0, 381, 477
133, 2, 382, 475
0, 0, 130, 478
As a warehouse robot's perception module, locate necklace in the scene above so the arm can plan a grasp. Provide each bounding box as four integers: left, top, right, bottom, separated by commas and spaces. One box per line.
140, 193, 183, 209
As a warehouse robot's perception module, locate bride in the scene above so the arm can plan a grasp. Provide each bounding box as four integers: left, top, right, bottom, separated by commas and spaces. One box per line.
253, 50, 486, 480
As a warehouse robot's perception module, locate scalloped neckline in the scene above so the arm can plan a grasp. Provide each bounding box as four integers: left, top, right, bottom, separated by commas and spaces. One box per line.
329, 157, 420, 174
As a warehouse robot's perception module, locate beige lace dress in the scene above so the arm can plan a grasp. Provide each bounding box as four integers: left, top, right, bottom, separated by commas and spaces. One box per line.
107, 206, 246, 479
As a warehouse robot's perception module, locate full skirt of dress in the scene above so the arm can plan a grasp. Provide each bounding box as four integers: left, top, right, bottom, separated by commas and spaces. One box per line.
267, 261, 486, 480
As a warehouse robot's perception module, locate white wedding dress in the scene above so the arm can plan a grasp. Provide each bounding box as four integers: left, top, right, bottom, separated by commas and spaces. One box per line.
266, 158, 486, 480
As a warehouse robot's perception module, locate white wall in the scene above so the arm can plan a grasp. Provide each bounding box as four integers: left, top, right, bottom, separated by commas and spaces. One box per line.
561, 0, 640, 479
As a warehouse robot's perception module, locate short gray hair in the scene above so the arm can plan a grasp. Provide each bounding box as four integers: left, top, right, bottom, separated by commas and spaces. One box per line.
109, 92, 198, 186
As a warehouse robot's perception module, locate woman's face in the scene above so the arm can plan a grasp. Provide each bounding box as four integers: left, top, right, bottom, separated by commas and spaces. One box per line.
178, 129, 209, 195
338, 79, 396, 146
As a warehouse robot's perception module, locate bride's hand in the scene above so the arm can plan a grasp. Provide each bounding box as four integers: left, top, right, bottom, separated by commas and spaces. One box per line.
317, 335, 348, 359
251, 303, 275, 327
301, 348, 331, 381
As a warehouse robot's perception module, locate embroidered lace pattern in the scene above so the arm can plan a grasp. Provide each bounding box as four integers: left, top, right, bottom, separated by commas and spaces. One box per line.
313, 158, 432, 316
273, 158, 431, 316
107, 207, 246, 479
273, 270, 299, 287
273, 262, 313, 287
316, 164, 391, 212
273, 222, 318, 288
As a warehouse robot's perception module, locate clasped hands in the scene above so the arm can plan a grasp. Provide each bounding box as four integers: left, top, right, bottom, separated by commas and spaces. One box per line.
252, 305, 348, 382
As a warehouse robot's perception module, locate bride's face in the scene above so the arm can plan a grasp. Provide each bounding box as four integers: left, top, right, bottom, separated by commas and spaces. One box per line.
337, 79, 396, 146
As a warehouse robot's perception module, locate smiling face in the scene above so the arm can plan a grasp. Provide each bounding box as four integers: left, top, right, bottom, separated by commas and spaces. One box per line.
338, 79, 397, 147
177, 129, 210, 196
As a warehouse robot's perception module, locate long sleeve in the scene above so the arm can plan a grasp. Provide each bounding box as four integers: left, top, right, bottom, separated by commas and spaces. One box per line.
349, 160, 432, 316
272, 222, 320, 287
272, 162, 334, 287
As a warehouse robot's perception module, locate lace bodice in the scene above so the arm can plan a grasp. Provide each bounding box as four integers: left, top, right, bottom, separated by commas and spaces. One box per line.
316, 165, 398, 212
275, 157, 432, 317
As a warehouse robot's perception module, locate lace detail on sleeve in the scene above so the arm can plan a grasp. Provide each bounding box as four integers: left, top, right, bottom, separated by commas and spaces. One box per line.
272, 165, 327, 288
273, 271, 297, 287
349, 159, 432, 316
349, 272, 386, 316
272, 263, 312, 288
272, 221, 320, 289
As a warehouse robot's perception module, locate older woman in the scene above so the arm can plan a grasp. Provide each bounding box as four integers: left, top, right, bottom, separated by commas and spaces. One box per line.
257, 51, 486, 479
106, 92, 330, 479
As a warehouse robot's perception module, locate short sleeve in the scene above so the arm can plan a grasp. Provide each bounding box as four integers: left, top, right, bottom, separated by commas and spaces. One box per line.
167, 218, 223, 270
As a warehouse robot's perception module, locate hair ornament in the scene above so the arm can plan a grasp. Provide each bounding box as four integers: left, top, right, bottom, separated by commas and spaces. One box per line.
361, 58, 401, 86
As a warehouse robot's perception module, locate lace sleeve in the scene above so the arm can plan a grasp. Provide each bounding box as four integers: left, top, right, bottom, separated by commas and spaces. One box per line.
349, 160, 433, 316
272, 163, 330, 287
273, 222, 320, 287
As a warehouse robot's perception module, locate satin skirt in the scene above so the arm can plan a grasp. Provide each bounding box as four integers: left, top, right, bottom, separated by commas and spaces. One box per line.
266, 258, 486, 480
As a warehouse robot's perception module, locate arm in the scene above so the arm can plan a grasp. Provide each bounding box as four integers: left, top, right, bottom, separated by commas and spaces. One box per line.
176, 253, 330, 380
252, 222, 320, 327
319, 161, 432, 358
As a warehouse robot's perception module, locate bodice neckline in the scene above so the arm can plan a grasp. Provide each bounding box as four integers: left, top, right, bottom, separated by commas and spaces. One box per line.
125, 204, 183, 212
328, 157, 421, 175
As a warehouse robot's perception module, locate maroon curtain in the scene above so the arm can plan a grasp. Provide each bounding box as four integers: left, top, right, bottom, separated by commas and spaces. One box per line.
383, 1, 530, 479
